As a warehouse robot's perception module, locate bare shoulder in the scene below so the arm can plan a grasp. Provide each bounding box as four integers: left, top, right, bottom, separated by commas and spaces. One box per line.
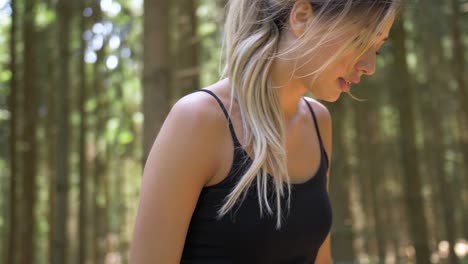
162, 88, 231, 146
303, 96, 332, 128
129, 87, 229, 263
170, 78, 232, 125
169, 89, 226, 127
158, 86, 233, 180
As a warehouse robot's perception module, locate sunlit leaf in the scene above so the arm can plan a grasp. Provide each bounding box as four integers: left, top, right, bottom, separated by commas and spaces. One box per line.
198, 22, 216, 36
118, 131, 134, 145
106, 117, 120, 142
85, 98, 98, 112
0, 109, 10, 121
0, 70, 11, 82
36, 2, 56, 27
132, 112, 144, 124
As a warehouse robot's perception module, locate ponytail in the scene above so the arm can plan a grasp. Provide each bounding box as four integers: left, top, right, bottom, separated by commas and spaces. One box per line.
218, 0, 291, 230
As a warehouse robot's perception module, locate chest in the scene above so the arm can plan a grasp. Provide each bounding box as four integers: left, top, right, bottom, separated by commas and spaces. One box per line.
184, 176, 333, 263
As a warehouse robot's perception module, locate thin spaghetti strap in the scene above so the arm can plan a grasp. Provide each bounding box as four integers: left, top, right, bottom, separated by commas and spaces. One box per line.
302, 98, 325, 149
193, 89, 242, 147
195, 89, 230, 120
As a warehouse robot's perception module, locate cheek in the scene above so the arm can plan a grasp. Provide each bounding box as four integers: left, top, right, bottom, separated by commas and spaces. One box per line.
292, 43, 356, 80
320, 58, 350, 80
294, 54, 337, 80
331, 53, 357, 75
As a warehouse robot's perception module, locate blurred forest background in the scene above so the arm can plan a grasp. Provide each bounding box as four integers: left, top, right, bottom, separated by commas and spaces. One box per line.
0, 0, 468, 263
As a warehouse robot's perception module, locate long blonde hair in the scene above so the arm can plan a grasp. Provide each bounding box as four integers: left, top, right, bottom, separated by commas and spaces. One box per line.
218, 0, 400, 229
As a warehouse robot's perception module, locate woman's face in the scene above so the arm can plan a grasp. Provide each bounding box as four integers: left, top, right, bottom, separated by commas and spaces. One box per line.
299, 14, 396, 102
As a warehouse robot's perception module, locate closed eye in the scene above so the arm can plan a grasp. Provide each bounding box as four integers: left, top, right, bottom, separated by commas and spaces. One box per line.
376, 42, 389, 56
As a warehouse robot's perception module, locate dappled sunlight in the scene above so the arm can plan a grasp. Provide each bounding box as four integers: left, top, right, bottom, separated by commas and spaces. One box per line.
79, 2, 128, 69
106, 55, 119, 70
433, 239, 468, 263
438, 240, 450, 258
105, 252, 123, 264
109, 35, 121, 50
92, 34, 105, 51
85, 50, 97, 64
83, 30, 93, 41
351, 240, 468, 263
0, 0, 8, 9
130, 0, 143, 15
121, 47, 131, 58
83, 6, 93, 17
455, 239, 468, 258
0, 0, 11, 18
104, 233, 125, 264
402, 245, 416, 262
100, 0, 121, 17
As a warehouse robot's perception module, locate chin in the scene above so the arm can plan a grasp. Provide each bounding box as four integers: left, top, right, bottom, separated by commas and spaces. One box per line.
321, 96, 340, 103
314, 89, 342, 103
309, 83, 342, 103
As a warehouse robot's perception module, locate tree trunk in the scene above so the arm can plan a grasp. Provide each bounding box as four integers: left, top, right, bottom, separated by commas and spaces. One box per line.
19, 0, 39, 262
52, 0, 72, 263
418, 3, 459, 260
329, 99, 356, 262
448, 0, 468, 240
78, 0, 89, 263
353, 95, 387, 262
143, 0, 172, 162
7, 0, 18, 263
391, 14, 431, 264
92, 5, 109, 262
174, 0, 199, 99
46, 3, 58, 264
431, 98, 458, 264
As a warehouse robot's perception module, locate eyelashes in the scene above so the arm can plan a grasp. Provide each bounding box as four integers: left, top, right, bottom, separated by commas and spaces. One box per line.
352, 37, 389, 56
375, 43, 389, 56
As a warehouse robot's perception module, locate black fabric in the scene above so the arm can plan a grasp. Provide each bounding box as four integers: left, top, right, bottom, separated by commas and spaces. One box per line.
180, 89, 333, 264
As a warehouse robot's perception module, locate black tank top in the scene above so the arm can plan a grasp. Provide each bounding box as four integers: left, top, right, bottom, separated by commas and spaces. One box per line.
180, 89, 333, 264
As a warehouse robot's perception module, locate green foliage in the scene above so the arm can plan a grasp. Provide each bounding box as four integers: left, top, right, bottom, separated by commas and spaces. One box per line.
86, 98, 98, 112
198, 21, 216, 36
0, 70, 11, 84
35, 2, 56, 28
118, 130, 134, 145
0, 159, 5, 176
132, 111, 144, 124
197, 0, 224, 87
0, 109, 9, 122
106, 117, 120, 142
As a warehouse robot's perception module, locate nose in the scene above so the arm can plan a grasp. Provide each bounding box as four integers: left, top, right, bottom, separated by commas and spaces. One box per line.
355, 50, 376, 76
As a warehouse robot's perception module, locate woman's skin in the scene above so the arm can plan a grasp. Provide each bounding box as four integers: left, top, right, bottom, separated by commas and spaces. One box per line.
129, 1, 395, 263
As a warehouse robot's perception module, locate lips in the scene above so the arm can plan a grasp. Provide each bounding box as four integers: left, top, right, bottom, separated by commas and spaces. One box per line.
338, 76, 361, 92
338, 78, 350, 92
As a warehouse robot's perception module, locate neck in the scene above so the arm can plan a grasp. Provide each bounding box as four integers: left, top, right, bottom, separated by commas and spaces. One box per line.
271, 61, 308, 123
278, 84, 306, 122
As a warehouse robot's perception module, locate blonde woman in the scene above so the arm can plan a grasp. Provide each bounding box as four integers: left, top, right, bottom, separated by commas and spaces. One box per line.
130, 0, 399, 263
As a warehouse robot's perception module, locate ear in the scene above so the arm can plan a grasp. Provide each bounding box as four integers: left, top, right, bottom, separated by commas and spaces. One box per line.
288, 0, 314, 37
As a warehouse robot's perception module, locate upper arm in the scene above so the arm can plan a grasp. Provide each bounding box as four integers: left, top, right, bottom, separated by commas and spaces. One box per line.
129, 94, 222, 263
